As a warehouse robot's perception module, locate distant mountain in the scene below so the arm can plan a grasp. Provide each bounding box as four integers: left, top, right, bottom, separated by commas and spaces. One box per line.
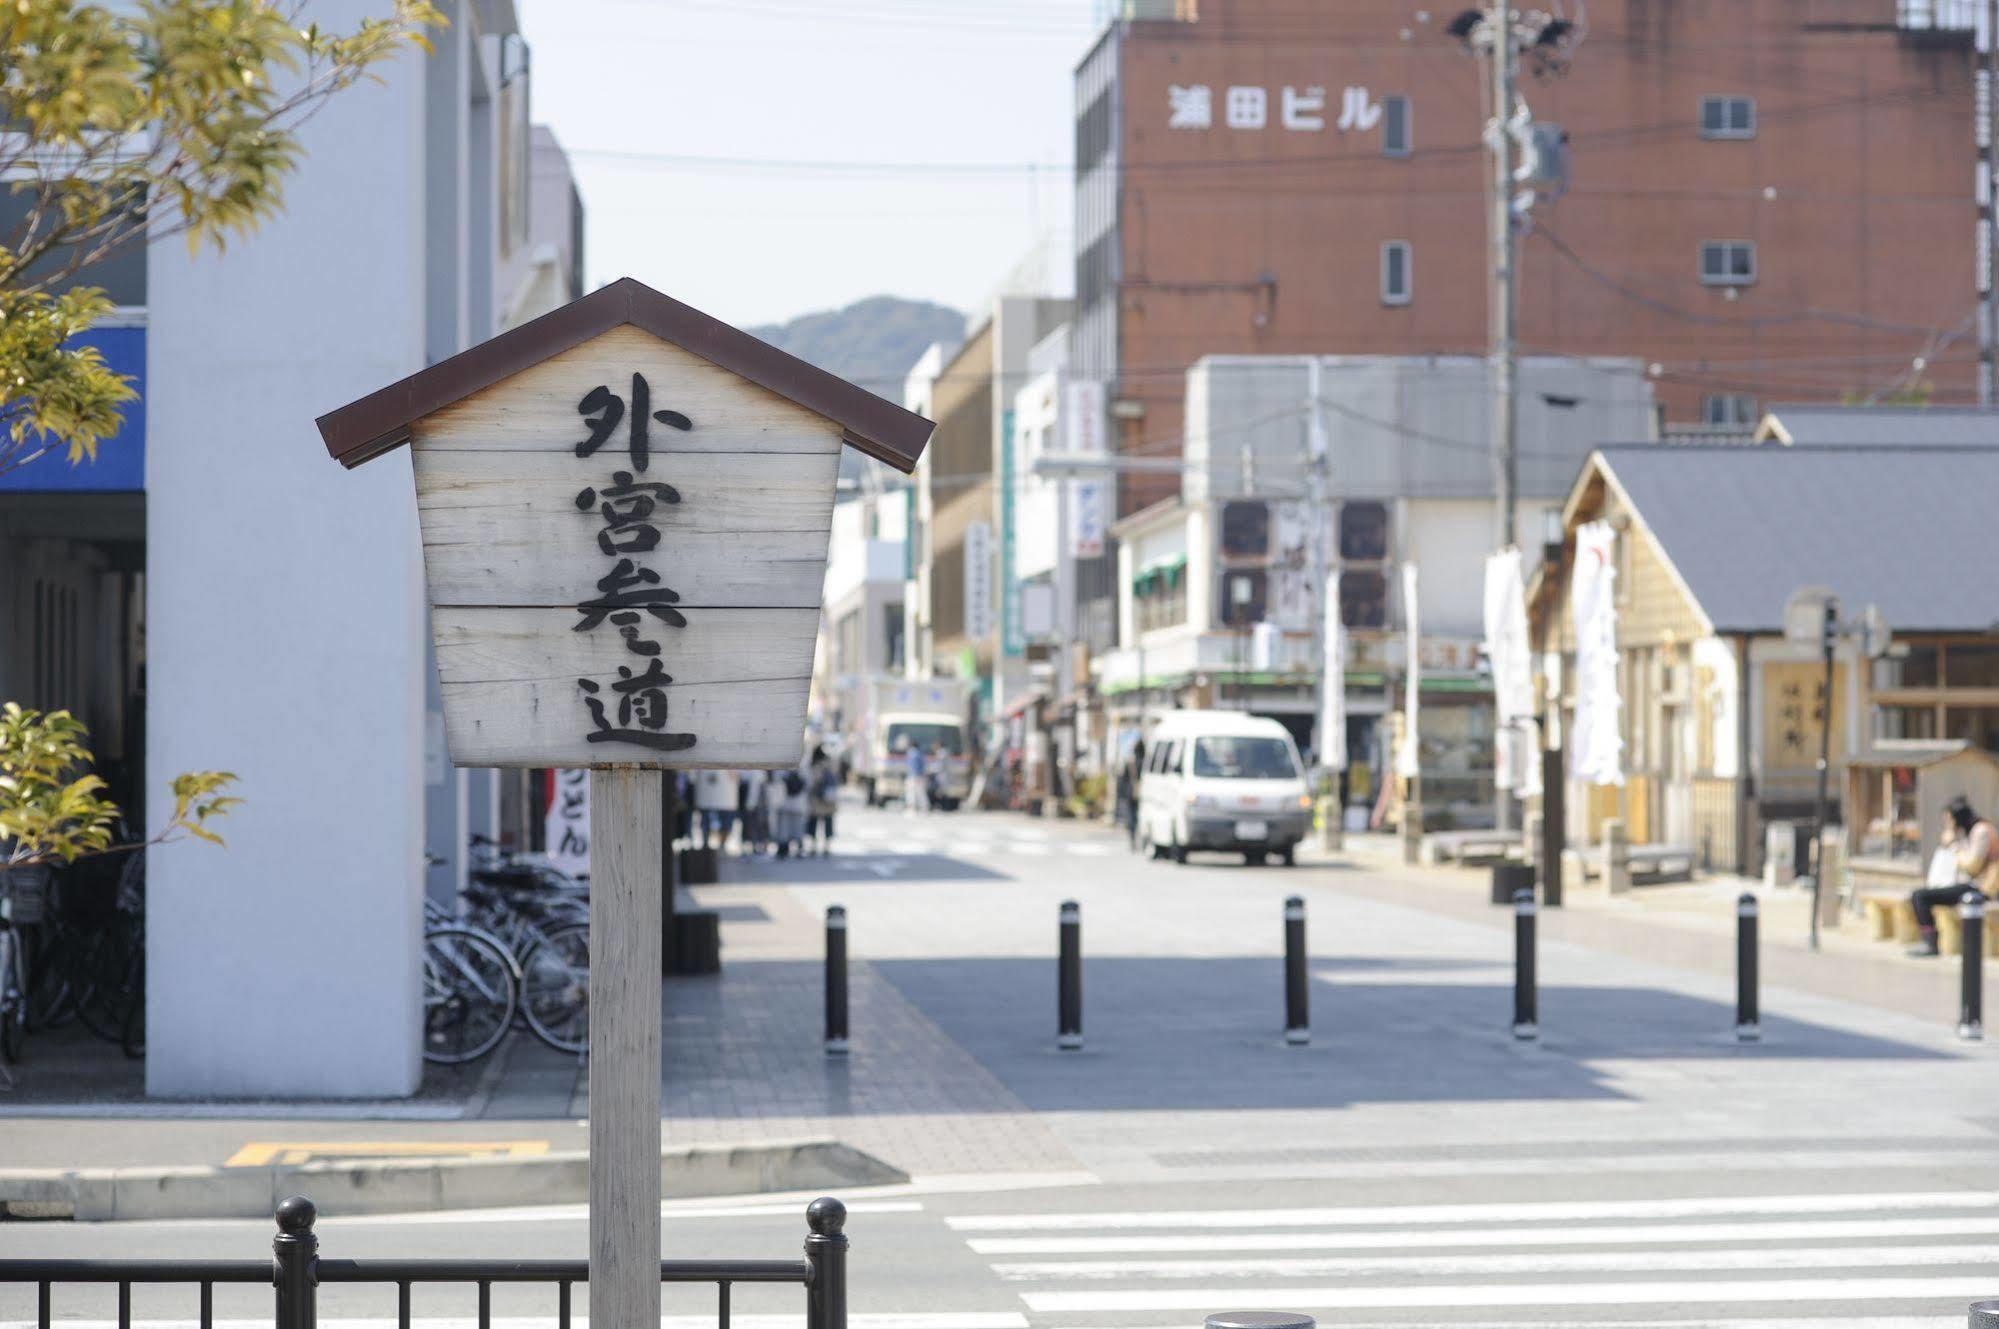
751, 295, 965, 400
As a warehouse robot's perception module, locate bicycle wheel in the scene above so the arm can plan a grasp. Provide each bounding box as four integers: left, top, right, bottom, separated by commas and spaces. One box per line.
75, 924, 139, 1049
517, 920, 588, 1054
422, 926, 518, 1064
0, 932, 25, 1064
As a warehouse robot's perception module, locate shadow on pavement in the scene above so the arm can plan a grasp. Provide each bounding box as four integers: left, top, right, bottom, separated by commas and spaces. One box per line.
865, 955, 1952, 1114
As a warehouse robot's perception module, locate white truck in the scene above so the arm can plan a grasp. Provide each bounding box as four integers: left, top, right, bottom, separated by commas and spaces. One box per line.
847, 677, 974, 810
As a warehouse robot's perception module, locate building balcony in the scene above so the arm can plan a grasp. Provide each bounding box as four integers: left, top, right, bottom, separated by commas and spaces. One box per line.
1897, 0, 1985, 45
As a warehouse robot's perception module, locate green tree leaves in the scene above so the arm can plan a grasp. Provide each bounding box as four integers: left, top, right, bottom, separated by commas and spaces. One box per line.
0, 0, 443, 480
0, 702, 241, 867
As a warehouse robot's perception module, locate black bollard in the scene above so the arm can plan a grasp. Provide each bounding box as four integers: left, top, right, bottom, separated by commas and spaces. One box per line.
1512, 887, 1538, 1041
1960, 892, 1985, 1043
1058, 900, 1083, 1050
824, 905, 849, 1056
1735, 892, 1760, 1043
1284, 896, 1309, 1046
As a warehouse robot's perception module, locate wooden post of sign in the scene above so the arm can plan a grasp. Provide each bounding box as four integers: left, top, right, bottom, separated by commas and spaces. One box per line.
589, 767, 663, 1329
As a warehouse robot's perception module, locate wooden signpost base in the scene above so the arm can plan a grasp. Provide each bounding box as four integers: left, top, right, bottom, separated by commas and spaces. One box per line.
589, 768, 664, 1329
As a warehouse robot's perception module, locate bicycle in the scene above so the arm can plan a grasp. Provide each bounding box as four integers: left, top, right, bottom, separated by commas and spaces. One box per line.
462, 837, 589, 1055
420, 898, 519, 1065
425, 842, 587, 1055
71, 852, 145, 1060
0, 867, 41, 1068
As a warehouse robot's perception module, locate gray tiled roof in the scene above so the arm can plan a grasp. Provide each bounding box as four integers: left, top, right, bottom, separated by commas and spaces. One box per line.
1598, 445, 1999, 634
1762, 404, 1999, 447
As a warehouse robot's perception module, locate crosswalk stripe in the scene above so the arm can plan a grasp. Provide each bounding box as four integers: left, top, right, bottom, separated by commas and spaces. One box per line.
1038, 1320, 1965, 1329
947, 1190, 1999, 1231
1019, 1275, 1999, 1313
965, 1213, 1999, 1255
991, 1241, 1999, 1280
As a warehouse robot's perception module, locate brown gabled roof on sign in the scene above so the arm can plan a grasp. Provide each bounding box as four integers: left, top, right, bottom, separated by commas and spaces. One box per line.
315, 277, 935, 474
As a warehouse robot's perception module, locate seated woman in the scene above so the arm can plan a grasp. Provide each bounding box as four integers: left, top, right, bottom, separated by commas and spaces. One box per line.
1909, 797, 1996, 956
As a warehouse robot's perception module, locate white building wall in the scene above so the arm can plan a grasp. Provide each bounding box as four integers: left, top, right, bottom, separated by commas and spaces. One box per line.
144, 7, 438, 1097
1013, 368, 1061, 583
1400, 498, 1500, 641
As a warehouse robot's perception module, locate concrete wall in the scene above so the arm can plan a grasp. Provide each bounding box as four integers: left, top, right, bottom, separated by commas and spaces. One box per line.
1184, 355, 1656, 506
144, 4, 442, 1098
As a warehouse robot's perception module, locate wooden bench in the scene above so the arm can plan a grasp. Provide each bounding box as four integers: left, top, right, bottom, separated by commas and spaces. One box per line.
1935, 903, 1999, 955
1857, 889, 1979, 954
1629, 844, 1695, 884
1859, 890, 1919, 943
1420, 829, 1518, 867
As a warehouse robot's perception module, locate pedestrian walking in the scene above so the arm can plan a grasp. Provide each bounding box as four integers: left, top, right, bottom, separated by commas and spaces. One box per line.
807, 745, 839, 856
693, 768, 739, 853
1119, 738, 1145, 850
904, 741, 929, 815
779, 763, 810, 858
742, 769, 770, 854
1909, 796, 1997, 956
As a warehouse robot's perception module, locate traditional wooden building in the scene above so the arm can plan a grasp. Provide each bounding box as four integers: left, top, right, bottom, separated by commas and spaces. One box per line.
1532, 442, 1999, 875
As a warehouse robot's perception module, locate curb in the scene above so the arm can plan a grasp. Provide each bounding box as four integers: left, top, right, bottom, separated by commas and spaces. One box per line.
0, 1138, 905, 1222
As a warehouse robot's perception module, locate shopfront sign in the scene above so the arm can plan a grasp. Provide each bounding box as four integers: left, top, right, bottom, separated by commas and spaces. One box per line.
1168, 83, 1391, 134
316, 279, 933, 770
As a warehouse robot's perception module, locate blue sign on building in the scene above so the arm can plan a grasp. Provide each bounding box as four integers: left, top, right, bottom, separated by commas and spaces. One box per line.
0, 325, 145, 493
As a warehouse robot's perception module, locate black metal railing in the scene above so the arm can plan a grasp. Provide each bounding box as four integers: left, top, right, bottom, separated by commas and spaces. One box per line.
0, 1194, 848, 1329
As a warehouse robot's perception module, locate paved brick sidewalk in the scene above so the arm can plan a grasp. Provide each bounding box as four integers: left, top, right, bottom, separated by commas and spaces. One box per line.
533, 876, 1083, 1178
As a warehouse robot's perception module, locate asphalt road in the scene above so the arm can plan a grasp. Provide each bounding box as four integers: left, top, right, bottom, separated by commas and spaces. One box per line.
3, 800, 1997, 1328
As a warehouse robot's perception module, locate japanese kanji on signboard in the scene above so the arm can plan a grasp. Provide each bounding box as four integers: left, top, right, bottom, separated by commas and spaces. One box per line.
315, 278, 934, 769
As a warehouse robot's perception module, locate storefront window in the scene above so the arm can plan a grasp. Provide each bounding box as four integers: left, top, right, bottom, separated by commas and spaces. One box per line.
1877, 643, 1941, 688
1340, 569, 1387, 629
1945, 705, 1999, 752
1875, 703, 1937, 741
1220, 501, 1269, 558
1340, 502, 1388, 561
1946, 644, 1999, 688
1219, 569, 1267, 627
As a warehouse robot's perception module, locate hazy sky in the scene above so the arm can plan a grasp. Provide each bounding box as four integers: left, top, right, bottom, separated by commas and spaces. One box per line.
520, 0, 1096, 329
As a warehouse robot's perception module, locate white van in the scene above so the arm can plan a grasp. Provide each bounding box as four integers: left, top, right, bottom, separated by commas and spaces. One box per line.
1136, 710, 1313, 866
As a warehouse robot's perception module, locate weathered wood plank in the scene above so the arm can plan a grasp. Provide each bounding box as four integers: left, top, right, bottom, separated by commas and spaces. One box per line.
413, 448, 840, 534
416, 324, 843, 456
410, 444, 837, 607
415, 520, 833, 609
433, 606, 816, 767
588, 768, 662, 1329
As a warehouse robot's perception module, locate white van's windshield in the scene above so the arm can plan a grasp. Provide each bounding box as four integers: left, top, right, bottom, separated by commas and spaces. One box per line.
888, 722, 964, 756
1191, 735, 1299, 780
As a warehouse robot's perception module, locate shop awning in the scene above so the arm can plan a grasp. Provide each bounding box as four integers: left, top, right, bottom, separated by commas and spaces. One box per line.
1131, 554, 1187, 595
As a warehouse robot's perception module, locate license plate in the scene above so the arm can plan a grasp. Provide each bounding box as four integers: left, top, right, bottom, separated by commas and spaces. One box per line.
1235, 819, 1269, 840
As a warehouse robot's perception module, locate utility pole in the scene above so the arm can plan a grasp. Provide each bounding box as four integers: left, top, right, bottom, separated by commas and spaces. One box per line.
1982, 0, 1997, 405
1306, 358, 1332, 771
1486, 4, 1520, 551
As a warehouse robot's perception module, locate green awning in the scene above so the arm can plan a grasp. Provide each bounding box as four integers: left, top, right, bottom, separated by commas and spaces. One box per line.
1132, 553, 1187, 595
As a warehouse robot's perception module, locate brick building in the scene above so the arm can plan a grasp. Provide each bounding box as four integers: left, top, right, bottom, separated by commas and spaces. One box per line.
1074, 0, 1986, 516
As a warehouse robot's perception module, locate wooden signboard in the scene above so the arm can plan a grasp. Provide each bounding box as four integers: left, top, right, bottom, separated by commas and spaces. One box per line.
316, 278, 932, 1329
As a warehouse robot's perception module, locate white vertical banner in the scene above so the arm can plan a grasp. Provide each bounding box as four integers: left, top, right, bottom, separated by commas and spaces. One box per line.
1397, 561, 1421, 779
1483, 548, 1535, 791
545, 768, 590, 880
1071, 480, 1108, 559
1320, 571, 1347, 771
1570, 520, 1625, 786
1064, 379, 1106, 455
964, 520, 994, 640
